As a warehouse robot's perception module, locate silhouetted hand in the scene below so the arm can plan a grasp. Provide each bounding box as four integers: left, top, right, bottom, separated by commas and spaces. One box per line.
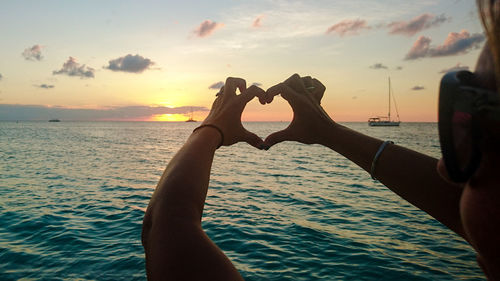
263, 74, 336, 147
203, 77, 267, 149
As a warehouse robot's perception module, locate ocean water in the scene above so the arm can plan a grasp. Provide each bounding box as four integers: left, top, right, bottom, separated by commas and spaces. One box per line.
0, 121, 483, 280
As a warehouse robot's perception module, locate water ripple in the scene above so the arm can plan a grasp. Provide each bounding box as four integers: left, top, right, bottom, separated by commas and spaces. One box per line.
0, 121, 483, 280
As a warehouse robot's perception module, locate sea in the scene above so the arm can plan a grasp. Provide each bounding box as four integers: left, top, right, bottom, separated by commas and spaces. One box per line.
0, 121, 484, 280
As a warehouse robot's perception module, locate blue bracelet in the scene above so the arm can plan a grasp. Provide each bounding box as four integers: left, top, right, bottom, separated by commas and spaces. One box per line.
370, 141, 394, 180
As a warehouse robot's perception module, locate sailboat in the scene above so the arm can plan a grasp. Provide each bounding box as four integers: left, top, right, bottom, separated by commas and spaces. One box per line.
185, 108, 197, 122
368, 77, 400, 126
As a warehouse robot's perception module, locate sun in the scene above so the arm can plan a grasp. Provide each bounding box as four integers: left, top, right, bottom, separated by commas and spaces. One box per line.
151, 114, 188, 122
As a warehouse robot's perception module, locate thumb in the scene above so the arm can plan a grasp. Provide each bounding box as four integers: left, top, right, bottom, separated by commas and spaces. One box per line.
264, 128, 293, 148
243, 130, 265, 149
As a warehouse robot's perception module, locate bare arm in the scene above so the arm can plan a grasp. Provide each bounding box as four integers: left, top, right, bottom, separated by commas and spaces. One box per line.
142, 78, 266, 281
264, 74, 466, 239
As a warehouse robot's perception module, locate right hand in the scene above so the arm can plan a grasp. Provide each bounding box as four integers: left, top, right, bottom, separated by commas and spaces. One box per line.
263, 74, 336, 147
202, 77, 267, 149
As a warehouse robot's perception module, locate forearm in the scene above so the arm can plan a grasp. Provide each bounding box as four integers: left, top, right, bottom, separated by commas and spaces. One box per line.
323, 123, 466, 238
147, 127, 221, 225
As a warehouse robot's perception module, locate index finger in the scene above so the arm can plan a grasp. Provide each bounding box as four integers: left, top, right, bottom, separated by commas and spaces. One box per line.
223, 77, 247, 99
265, 83, 302, 107
311, 78, 326, 104
284, 73, 307, 93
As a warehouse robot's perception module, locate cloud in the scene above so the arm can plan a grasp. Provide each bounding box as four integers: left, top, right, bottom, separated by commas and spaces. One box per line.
369, 63, 388, 69
252, 82, 262, 87
252, 15, 264, 28
439, 63, 470, 73
405, 30, 485, 60
208, 81, 224, 90
34, 84, 55, 89
388, 14, 448, 36
0, 104, 209, 121
411, 85, 425, 91
53, 57, 95, 78
0, 73, 2, 80
326, 19, 370, 36
395, 66, 403, 70
193, 20, 224, 38
105, 54, 155, 73
22, 45, 43, 61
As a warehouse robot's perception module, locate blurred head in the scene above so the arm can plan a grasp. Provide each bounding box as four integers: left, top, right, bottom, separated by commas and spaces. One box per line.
436, 1, 500, 279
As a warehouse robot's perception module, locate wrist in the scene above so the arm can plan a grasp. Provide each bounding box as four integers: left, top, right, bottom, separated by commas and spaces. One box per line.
191, 124, 224, 149
317, 119, 339, 146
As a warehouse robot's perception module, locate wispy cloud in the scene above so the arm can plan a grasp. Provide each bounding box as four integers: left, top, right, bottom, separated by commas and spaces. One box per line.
208, 81, 224, 90
395, 66, 403, 70
0, 73, 2, 81
411, 85, 425, 91
53, 57, 95, 79
405, 30, 485, 60
22, 45, 43, 61
252, 15, 264, 28
326, 19, 370, 36
34, 84, 55, 89
193, 20, 224, 38
369, 63, 388, 69
105, 54, 155, 73
0, 104, 209, 121
439, 63, 470, 73
388, 14, 449, 36
251, 82, 262, 87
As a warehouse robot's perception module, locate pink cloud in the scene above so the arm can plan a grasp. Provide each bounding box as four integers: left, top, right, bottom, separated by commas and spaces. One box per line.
252, 15, 264, 28
388, 14, 448, 36
22, 44, 44, 61
53, 57, 95, 78
326, 19, 370, 37
193, 20, 224, 38
405, 30, 485, 60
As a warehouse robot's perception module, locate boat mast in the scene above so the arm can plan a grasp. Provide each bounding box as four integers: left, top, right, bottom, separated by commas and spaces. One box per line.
388, 77, 391, 121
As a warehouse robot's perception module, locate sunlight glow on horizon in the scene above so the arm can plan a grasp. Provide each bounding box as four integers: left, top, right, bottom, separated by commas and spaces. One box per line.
0, 0, 483, 122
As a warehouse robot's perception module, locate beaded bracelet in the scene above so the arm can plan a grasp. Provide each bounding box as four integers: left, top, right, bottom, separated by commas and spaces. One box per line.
192, 124, 224, 149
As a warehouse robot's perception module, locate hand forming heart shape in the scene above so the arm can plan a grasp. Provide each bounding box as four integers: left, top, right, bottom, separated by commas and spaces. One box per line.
201, 74, 335, 150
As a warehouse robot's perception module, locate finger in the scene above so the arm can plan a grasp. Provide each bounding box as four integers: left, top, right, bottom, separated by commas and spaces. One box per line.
242, 130, 265, 149
311, 78, 326, 104
266, 83, 302, 107
240, 85, 267, 104
302, 76, 313, 88
264, 128, 293, 147
223, 77, 247, 99
284, 73, 307, 93
215, 86, 224, 97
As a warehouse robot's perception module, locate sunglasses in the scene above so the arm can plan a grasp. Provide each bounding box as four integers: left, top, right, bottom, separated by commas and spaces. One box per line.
438, 70, 500, 183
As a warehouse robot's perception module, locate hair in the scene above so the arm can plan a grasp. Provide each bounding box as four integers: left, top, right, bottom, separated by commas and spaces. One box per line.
477, 0, 500, 91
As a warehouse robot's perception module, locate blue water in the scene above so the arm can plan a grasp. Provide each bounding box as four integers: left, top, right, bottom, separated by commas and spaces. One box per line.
0, 121, 483, 280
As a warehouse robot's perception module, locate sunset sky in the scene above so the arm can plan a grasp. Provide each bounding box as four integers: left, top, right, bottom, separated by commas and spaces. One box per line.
0, 0, 485, 122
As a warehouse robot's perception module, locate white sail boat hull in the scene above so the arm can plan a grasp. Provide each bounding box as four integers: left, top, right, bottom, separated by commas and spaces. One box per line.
368, 120, 400, 126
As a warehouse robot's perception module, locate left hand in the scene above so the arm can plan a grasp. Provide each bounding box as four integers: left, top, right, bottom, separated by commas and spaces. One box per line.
203, 77, 267, 149
263, 74, 335, 147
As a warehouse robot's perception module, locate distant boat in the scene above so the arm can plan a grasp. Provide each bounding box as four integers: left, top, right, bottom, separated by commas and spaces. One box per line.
368, 77, 400, 127
185, 108, 197, 122
49, 119, 61, 122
